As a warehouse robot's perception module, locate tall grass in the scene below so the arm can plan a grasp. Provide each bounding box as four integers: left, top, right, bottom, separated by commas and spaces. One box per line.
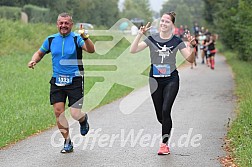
0, 54, 54, 147
223, 50, 252, 166
0, 19, 56, 56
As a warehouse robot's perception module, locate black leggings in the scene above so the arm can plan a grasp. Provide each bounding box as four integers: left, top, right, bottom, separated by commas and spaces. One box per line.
149, 74, 179, 144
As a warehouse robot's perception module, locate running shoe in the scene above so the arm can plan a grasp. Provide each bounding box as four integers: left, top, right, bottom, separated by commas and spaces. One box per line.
60, 142, 73, 153
157, 143, 170, 155
80, 114, 89, 136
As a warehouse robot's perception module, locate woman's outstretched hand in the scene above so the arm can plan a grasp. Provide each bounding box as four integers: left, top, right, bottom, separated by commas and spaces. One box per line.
139, 22, 151, 35
185, 31, 196, 46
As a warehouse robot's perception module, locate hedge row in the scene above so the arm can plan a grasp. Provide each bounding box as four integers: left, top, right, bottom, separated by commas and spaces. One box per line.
0, 6, 21, 20
0, 5, 50, 23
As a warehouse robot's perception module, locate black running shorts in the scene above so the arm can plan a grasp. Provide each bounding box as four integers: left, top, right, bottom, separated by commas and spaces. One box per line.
49, 76, 84, 109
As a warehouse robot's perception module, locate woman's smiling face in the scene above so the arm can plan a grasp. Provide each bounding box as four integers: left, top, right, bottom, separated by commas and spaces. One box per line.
159, 14, 173, 33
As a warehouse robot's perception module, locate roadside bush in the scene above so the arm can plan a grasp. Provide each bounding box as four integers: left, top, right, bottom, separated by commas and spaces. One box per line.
235, 0, 252, 61
0, 6, 21, 21
22, 4, 50, 23
213, 0, 252, 61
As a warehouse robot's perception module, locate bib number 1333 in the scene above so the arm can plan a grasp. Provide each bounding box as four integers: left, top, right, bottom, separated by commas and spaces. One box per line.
55, 75, 73, 86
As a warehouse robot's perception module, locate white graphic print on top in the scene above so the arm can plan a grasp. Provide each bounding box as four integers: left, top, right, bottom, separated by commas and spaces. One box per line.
156, 43, 173, 63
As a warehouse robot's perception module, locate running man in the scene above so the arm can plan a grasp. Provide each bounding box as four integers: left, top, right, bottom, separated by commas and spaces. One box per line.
28, 13, 95, 153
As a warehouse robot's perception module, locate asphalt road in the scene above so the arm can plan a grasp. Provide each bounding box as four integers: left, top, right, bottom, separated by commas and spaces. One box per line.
0, 54, 235, 167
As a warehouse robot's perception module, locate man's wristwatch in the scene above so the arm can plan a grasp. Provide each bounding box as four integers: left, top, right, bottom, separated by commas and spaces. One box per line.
79, 29, 89, 41
83, 34, 89, 41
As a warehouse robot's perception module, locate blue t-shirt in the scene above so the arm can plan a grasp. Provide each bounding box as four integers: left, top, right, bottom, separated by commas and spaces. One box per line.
40, 32, 85, 77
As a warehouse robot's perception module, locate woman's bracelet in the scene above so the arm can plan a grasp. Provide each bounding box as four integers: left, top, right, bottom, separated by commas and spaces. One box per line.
190, 44, 196, 48
191, 43, 196, 47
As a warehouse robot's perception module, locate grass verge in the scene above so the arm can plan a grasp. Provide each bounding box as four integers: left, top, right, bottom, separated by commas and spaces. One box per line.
222, 50, 252, 166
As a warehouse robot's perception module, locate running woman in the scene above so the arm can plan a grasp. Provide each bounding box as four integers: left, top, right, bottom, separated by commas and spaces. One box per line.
205, 35, 216, 69
190, 35, 199, 69
130, 11, 196, 155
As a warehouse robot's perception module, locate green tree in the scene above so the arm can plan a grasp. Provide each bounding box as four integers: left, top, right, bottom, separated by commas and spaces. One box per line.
160, 0, 205, 29
1, 0, 120, 27
203, 0, 252, 61
175, 3, 193, 28
213, 0, 239, 49
0, 0, 22, 7
233, 0, 252, 61
0, 0, 53, 7
91, 0, 120, 27
73, 0, 119, 27
47, 0, 78, 23
160, 0, 180, 14
120, 0, 153, 23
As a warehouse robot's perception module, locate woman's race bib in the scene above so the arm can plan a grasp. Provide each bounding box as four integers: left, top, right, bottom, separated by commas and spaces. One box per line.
153, 64, 171, 77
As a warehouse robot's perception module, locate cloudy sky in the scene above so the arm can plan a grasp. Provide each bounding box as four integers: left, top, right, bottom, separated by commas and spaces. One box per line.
118, 0, 166, 12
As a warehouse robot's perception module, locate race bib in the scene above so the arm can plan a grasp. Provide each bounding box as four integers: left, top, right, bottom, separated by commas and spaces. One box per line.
153, 64, 171, 77
55, 75, 73, 86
